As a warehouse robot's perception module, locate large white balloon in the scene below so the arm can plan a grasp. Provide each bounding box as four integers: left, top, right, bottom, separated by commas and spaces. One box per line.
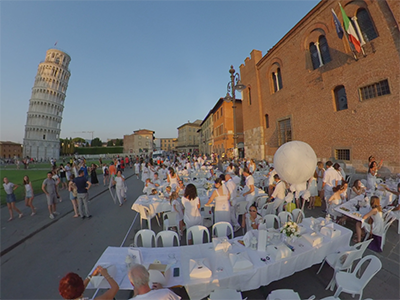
273, 141, 317, 185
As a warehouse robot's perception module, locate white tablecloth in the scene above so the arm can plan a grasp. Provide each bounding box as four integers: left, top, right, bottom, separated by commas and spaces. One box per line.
87, 218, 351, 300
131, 195, 172, 218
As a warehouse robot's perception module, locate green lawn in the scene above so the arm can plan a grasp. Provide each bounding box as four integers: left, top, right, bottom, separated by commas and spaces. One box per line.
0, 159, 104, 205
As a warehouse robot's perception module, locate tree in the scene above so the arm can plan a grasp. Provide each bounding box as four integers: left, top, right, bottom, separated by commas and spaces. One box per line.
91, 137, 102, 147
107, 140, 114, 146
115, 138, 123, 146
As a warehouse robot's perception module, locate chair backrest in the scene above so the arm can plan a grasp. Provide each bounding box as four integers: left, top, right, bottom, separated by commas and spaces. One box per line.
197, 188, 207, 197
278, 211, 293, 225
163, 211, 178, 230
212, 221, 234, 238
156, 230, 180, 247
262, 214, 281, 229
201, 205, 213, 219
352, 239, 372, 261
351, 255, 382, 288
383, 215, 396, 235
209, 288, 242, 300
236, 201, 248, 216
257, 195, 269, 208
134, 229, 156, 247
138, 205, 151, 220
291, 209, 305, 223
338, 249, 362, 270
260, 202, 275, 217
187, 225, 210, 245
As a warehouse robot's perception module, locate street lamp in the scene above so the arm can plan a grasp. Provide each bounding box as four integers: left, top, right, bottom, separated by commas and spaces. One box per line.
223, 65, 246, 157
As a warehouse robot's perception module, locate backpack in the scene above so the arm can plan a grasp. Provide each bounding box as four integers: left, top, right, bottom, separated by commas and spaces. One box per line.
104, 168, 109, 176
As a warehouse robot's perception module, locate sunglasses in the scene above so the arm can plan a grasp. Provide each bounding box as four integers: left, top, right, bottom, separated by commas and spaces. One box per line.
249, 210, 257, 212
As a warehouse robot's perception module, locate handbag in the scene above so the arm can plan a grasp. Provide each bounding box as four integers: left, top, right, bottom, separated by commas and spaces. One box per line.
314, 196, 322, 207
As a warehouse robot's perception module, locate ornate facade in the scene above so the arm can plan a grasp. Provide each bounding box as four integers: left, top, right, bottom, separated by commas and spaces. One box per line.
23, 49, 71, 160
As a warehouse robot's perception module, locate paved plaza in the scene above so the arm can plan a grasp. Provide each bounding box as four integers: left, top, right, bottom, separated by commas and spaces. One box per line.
1, 168, 399, 300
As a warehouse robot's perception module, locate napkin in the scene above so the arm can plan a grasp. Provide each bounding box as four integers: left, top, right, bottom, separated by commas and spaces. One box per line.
266, 244, 292, 260
212, 237, 232, 252
302, 232, 323, 247
189, 258, 212, 279
90, 264, 117, 288
229, 252, 253, 272
243, 230, 257, 248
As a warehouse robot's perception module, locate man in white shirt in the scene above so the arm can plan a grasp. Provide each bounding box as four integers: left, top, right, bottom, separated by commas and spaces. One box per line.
153, 173, 162, 189
128, 264, 180, 300
143, 179, 156, 195
322, 161, 342, 213
270, 174, 287, 213
242, 167, 256, 209
267, 167, 277, 196
225, 174, 240, 231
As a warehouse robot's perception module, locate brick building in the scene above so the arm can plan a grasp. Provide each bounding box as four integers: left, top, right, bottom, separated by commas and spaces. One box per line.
123, 129, 155, 155
239, 0, 399, 173
210, 98, 244, 158
0, 141, 23, 159
199, 110, 214, 155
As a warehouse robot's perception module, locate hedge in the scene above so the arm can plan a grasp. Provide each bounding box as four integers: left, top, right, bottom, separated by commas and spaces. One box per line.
75, 147, 123, 154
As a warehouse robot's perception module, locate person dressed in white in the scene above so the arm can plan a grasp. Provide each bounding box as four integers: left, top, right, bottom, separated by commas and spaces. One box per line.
141, 163, 150, 183
170, 192, 184, 236
205, 178, 231, 223
181, 184, 202, 231
143, 178, 156, 195
152, 173, 162, 190
113, 170, 126, 206
242, 167, 256, 209
128, 264, 181, 300
134, 162, 140, 179
355, 196, 384, 244
167, 167, 180, 192
267, 167, 277, 196
225, 174, 241, 231
159, 165, 168, 180
366, 161, 378, 191
322, 161, 342, 213
242, 204, 262, 233
270, 174, 287, 213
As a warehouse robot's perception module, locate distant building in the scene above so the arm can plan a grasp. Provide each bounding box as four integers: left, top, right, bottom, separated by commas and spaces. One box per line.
159, 138, 178, 152
239, 0, 399, 172
123, 129, 155, 155
199, 110, 213, 155
23, 48, 71, 160
0, 141, 23, 159
176, 120, 202, 154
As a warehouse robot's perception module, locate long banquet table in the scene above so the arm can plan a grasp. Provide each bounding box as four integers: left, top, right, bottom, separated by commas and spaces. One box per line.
87, 218, 351, 300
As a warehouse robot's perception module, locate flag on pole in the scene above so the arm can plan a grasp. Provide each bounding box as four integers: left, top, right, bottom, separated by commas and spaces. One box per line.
339, 4, 361, 52
331, 9, 344, 39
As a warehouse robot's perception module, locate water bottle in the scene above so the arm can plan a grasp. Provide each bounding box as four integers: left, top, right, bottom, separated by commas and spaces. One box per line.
325, 214, 331, 224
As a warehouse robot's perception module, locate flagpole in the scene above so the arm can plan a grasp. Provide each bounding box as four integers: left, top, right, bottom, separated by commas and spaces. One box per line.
338, 3, 358, 61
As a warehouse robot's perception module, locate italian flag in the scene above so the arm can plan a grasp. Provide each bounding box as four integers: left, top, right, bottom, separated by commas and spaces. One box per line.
340, 4, 361, 52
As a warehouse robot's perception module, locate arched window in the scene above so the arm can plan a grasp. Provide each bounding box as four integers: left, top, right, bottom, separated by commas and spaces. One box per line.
356, 9, 378, 42
319, 36, 331, 64
309, 42, 320, 70
310, 35, 331, 70
334, 85, 348, 112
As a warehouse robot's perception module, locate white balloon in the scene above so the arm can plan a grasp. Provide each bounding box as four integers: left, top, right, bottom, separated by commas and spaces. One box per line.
273, 141, 317, 185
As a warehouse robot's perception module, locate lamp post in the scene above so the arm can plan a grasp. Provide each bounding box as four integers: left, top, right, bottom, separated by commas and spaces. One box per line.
223, 65, 246, 158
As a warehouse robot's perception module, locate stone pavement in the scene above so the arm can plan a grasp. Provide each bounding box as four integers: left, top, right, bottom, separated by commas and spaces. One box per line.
1, 167, 399, 299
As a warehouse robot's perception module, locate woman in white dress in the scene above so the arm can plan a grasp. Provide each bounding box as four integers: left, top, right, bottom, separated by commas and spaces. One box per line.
181, 184, 202, 238
349, 179, 366, 199
170, 192, 184, 236
355, 196, 384, 243
327, 182, 348, 223
134, 162, 140, 179
307, 175, 318, 209
205, 178, 231, 223
167, 167, 180, 192
113, 170, 126, 206
141, 163, 149, 183
242, 204, 262, 232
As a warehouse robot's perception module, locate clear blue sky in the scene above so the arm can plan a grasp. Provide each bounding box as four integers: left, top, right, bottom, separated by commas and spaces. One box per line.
1, 0, 319, 143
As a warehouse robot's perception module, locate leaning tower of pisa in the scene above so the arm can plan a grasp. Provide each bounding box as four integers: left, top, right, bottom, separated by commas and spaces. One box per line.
23, 49, 71, 161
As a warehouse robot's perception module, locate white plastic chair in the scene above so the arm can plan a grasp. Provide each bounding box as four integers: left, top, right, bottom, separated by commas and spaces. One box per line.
278, 211, 293, 226
133, 229, 156, 247
291, 208, 305, 223
235, 201, 248, 234
333, 255, 382, 300
163, 211, 179, 231
363, 214, 396, 250
212, 221, 234, 239
267, 289, 300, 300
260, 202, 275, 217
156, 230, 180, 247
138, 206, 153, 230
186, 225, 210, 245
201, 205, 213, 227
262, 214, 281, 229
208, 288, 242, 300
256, 195, 269, 208
320, 249, 363, 291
